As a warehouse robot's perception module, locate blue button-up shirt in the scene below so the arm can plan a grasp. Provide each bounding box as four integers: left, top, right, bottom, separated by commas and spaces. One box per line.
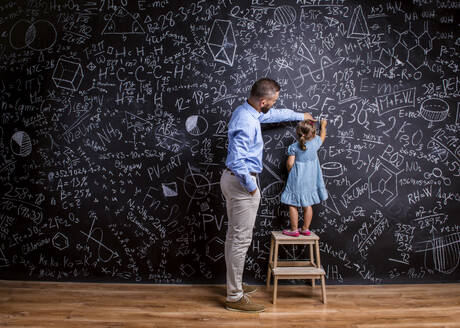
225, 101, 304, 192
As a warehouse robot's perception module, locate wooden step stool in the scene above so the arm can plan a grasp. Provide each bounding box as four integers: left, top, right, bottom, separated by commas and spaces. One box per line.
267, 231, 326, 304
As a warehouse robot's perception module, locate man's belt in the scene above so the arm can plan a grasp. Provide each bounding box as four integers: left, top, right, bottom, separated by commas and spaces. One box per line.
226, 168, 257, 177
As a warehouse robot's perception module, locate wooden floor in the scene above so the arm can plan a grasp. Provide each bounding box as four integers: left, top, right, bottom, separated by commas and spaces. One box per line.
1, 280, 460, 328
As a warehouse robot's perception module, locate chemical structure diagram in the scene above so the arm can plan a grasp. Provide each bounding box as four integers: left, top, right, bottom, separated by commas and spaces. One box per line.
391, 21, 434, 70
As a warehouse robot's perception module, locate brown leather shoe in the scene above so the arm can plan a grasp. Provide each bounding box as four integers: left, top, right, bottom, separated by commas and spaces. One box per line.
243, 283, 257, 295
225, 294, 265, 313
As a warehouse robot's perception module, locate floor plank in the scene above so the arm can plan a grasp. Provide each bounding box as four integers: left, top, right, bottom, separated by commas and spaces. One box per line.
0, 281, 459, 327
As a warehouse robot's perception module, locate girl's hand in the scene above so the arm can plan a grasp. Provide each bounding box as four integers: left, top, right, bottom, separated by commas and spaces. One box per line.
320, 119, 327, 142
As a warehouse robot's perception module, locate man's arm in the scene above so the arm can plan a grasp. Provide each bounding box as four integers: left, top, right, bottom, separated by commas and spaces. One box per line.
226, 126, 258, 194
259, 108, 315, 123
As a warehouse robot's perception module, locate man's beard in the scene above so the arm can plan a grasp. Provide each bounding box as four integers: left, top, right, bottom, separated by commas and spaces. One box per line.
261, 105, 271, 113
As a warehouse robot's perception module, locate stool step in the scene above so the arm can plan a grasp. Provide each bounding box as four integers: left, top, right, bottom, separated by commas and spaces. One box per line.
271, 231, 319, 242
270, 261, 314, 268
272, 266, 325, 276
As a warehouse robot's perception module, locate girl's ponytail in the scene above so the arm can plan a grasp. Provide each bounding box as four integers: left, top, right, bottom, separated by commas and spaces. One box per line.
296, 120, 316, 150
299, 135, 307, 150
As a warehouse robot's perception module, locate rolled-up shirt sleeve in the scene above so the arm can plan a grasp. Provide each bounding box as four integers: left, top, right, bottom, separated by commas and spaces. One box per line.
226, 122, 258, 193
258, 108, 304, 123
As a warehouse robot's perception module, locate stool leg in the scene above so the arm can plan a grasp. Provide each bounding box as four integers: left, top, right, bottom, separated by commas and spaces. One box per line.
321, 275, 327, 304
311, 278, 316, 288
309, 244, 315, 267
273, 241, 279, 269
267, 237, 274, 287
273, 277, 278, 305
315, 240, 321, 268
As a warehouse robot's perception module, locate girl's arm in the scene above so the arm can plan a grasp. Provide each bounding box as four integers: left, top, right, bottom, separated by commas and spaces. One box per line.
320, 119, 327, 143
286, 155, 295, 172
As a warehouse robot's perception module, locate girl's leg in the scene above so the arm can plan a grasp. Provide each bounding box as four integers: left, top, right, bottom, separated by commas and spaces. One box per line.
302, 206, 313, 231
283, 205, 300, 237
288, 206, 299, 231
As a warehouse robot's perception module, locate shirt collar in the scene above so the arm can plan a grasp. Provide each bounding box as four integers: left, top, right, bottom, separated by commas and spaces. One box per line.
243, 101, 262, 119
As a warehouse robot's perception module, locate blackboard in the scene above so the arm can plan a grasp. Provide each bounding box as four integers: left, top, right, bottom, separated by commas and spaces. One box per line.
0, 0, 459, 285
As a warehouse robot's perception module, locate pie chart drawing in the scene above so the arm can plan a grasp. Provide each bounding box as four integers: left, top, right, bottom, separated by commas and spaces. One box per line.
185, 115, 208, 136
11, 131, 32, 157
183, 172, 211, 199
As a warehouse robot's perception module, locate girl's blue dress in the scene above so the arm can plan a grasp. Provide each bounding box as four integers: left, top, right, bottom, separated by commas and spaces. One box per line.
281, 136, 328, 207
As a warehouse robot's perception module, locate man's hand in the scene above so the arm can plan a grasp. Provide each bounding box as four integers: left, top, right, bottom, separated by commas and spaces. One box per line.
249, 189, 257, 196
304, 112, 317, 121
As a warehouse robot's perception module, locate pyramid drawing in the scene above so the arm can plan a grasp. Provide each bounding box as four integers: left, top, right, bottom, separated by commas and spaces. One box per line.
347, 6, 369, 39
207, 20, 237, 66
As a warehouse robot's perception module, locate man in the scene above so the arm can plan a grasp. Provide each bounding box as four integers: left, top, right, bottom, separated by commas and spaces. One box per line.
220, 78, 316, 312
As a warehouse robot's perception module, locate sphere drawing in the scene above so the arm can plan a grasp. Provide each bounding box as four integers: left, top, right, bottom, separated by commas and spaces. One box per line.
274, 6, 297, 26
10, 131, 32, 157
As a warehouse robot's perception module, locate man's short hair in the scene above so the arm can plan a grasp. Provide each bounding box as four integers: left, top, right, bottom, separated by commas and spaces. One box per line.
250, 78, 280, 99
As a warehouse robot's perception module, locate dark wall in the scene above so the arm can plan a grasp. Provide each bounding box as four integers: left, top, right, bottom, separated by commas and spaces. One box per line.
0, 0, 459, 284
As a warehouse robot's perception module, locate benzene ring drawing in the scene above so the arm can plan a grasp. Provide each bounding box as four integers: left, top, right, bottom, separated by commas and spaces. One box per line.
368, 162, 399, 207
52, 232, 69, 251
206, 236, 224, 262
207, 19, 236, 66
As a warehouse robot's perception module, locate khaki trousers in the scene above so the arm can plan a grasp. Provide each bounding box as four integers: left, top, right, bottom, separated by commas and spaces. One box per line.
220, 169, 261, 302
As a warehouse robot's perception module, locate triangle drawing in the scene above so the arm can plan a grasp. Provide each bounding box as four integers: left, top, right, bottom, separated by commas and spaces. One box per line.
298, 43, 315, 64
322, 195, 341, 216
162, 182, 178, 197
102, 7, 145, 35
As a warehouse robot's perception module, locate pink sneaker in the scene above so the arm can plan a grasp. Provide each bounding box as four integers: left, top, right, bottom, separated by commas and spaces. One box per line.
300, 229, 311, 236
282, 229, 300, 237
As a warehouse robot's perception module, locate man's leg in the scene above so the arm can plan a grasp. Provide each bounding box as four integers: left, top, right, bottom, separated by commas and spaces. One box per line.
221, 171, 263, 312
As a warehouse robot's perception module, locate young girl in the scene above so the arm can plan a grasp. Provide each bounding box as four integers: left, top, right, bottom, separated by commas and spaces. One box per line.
280, 119, 328, 237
